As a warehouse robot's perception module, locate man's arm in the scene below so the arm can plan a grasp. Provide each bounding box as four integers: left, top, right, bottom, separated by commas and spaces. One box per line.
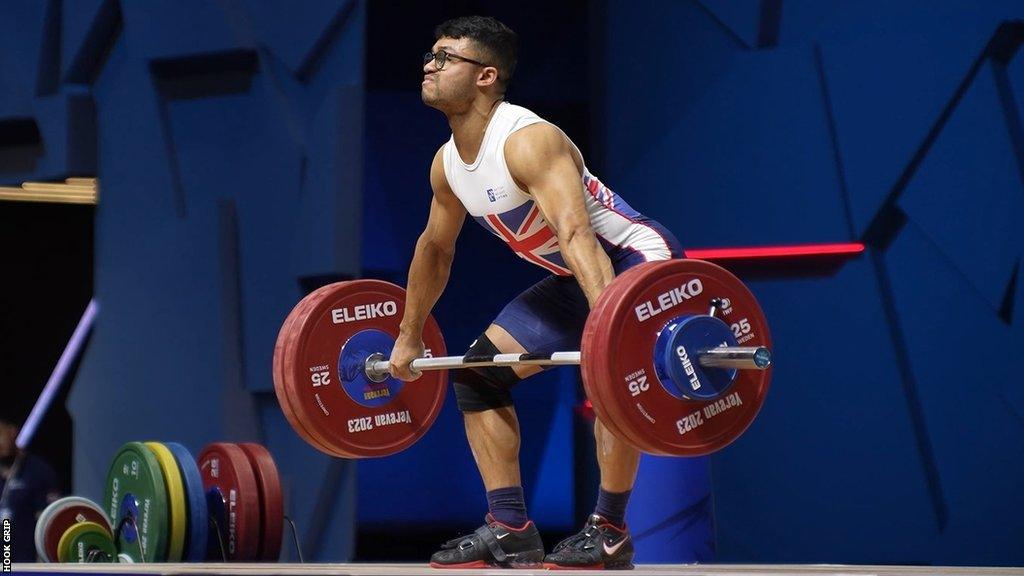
391, 146, 466, 380
505, 123, 615, 306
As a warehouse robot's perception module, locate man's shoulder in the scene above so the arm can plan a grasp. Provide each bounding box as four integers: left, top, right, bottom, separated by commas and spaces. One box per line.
430, 143, 454, 194
505, 121, 564, 156
498, 101, 540, 119
498, 101, 558, 137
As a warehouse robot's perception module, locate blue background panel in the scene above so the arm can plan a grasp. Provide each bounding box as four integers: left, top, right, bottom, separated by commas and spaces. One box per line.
885, 221, 1024, 566
629, 454, 713, 564
805, 1, 1023, 236
898, 62, 1024, 313
696, 0, 764, 49
601, 0, 746, 180
0, 1, 47, 107
611, 48, 848, 247
61, 0, 119, 84
712, 259, 935, 563
120, 0, 254, 62
239, 0, 350, 76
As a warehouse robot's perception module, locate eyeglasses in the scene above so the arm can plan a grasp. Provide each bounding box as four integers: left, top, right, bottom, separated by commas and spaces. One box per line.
423, 49, 490, 71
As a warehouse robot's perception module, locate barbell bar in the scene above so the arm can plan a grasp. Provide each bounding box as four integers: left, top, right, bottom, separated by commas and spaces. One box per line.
364, 345, 771, 382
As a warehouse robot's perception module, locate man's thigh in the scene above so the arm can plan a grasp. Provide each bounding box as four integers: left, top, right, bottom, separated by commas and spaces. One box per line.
479, 252, 685, 378
485, 275, 590, 378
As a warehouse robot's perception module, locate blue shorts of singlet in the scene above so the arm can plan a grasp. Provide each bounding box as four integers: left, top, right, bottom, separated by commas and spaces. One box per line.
490, 219, 685, 355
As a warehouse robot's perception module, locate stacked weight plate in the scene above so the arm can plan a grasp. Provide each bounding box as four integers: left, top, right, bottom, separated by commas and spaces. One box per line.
36, 440, 283, 563
198, 443, 284, 562
108, 440, 284, 563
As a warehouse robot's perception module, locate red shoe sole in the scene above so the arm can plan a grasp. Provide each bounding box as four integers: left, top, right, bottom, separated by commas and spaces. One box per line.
430, 560, 490, 569
430, 560, 544, 570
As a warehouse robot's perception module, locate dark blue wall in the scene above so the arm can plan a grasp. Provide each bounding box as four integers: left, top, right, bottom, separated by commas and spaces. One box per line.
3, 0, 1022, 567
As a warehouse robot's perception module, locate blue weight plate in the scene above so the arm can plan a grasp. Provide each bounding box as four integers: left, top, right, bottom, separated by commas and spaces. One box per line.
337, 329, 406, 408
654, 314, 739, 400
163, 442, 208, 562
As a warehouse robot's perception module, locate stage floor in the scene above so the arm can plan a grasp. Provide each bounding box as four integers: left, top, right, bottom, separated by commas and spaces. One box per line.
11, 564, 1024, 576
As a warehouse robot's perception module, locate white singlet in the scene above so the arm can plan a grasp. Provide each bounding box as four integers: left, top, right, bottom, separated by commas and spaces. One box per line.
442, 102, 677, 276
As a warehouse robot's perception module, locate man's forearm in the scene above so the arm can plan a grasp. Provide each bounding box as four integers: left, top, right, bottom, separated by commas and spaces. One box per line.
559, 228, 615, 307
400, 236, 454, 334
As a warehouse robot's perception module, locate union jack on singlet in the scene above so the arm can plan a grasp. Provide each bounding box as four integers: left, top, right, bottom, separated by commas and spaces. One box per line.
477, 202, 567, 275
442, 102, 679, 276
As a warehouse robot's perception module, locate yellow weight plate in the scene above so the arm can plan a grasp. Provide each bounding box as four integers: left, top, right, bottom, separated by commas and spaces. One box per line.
57, 521, 110, 563
145, 442, 187, 562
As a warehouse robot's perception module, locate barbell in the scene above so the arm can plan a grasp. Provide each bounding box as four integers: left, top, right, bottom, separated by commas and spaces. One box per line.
272, 259, 773, 458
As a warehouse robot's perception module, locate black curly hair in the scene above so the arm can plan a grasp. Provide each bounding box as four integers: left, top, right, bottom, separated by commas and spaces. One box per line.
434, 16, 518, 91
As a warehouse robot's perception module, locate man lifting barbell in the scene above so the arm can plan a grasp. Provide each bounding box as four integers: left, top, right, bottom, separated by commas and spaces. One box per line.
390, 16, 685, 570
273, 14, 772, 571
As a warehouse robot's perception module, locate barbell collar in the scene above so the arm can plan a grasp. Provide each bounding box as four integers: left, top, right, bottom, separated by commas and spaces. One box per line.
698, 346, 772, 369
366, 345, 770, 380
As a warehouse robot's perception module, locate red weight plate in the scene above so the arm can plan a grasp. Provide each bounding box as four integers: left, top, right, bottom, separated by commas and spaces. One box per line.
198, 443, 261, 562
274, 281, 432, 457
583, 260, 663, 445
582, 261, 731, 455
274, 281, 400, 457
582, 260, 772, 456
274, 284, 345, 456
237, 443, 284, 561
275, 279, 448, 458
40, 497, 111, 563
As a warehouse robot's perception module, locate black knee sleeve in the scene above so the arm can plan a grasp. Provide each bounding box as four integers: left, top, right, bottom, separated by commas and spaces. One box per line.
453, 333, 521, 413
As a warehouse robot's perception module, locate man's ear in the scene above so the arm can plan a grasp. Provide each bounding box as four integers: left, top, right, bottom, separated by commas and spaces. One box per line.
477, 66, 500, 88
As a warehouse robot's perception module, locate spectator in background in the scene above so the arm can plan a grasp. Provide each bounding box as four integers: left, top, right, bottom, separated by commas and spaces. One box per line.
0, 414, 59, 562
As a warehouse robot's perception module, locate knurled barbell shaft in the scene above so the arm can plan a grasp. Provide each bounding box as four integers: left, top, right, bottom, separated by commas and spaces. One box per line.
366, 345, 771, 380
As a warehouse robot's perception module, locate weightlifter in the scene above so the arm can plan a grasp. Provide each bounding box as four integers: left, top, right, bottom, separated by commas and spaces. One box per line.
389, 16, 684, 569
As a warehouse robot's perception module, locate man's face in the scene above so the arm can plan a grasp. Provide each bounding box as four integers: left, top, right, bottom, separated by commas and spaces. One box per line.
422, 37, 486, 109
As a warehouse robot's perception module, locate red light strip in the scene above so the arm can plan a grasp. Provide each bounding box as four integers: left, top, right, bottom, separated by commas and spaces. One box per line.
685, 242, 865, 260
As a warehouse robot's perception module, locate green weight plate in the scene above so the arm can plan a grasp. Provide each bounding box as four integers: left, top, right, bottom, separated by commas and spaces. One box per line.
104, 441, 170, 563
57, 521, 115, 563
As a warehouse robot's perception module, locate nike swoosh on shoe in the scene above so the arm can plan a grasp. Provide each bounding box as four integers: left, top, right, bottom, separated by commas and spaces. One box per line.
603, 537, 628, 556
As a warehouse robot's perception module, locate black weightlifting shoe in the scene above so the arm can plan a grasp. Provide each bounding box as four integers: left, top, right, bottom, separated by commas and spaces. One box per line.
429, 514, 545, 569
543, 514, 635, 570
